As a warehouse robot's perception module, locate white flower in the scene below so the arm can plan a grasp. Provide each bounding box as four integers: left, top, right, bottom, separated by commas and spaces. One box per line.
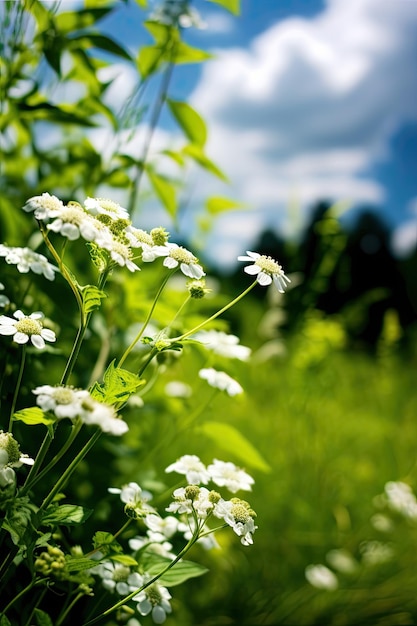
23, 193, 64, 220
305, 564, 338, 590
238, 251, 291, 292
126, 227, 168, 262
383, 481, 417, 520
164, 381, 192, 398
0, 283, 9, 308
213, 498, 257, 546
32, 385, 128, 435
135, 579, 172, 624
207, 459, 254, 493
0, 431, 34, 469
129, 533, 175, 560
100, 238, 140, 272
326, 549, 358, 575
166, 486, 213, 518
108, 482, 152, 507
198, 368, 243, 396
193, 330, 251, 361
93, 561, 143, 596
47, 204, 100, 241
0, 310, 56, 349
165, 454, 210, 485
144, 514, 179, 539
161, 243, 205, 279
0, 246, 58, 281
33, 385, 89, 419
84, 197, 130, 221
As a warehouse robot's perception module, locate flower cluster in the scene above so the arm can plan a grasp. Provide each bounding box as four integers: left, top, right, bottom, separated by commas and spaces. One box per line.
0, 244, 59, 281
23, 193, 205, 278
32, 385, 128, 435
192, 330, 251, 361
238, 250, 291, 292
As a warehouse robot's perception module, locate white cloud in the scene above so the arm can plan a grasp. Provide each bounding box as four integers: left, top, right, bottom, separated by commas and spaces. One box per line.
391, 197, 417, 258
189, 0, 417, 266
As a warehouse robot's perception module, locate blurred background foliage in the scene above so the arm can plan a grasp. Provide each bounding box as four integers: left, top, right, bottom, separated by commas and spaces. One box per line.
1, 1, 417, 624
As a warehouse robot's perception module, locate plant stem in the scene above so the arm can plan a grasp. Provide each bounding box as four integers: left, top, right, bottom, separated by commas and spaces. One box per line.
8, 345, 26, 432
0, 577, 43, 615
55, 591, 85, 626
118, 273, 171, 368
39, 429, 102, 511
171, 280, 258, 342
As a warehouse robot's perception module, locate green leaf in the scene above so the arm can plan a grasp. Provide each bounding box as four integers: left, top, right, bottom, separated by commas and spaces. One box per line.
161, 149, 185, 167
86, 243, 108, 273
147, 169, 177, 218
12, 407, 55, 427
135, 0, 148, 6
205, 0, 241, 15
34, 609, 53, 626
111, 554, 138, 566
167, 100, 207, 146
93, 531, 123, 556
144, 21, 176, 45
65, 556, 102, 573
139, 552, 208, 587
173, 42, 213, 65
90, 359, 145, 404
42, 504, 93, 527
68, 34, 132, 61
137, 45, 165, 78
182, 145, 228, 181
198, 421, 271, 472
1, 614, 12, 626
55, 8, 114, 33
206, 196, 244, 214
80, 284, 107, 316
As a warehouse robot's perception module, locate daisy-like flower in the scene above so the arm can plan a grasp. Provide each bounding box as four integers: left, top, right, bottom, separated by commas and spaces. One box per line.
0, 310, 56, 349
207, 459, 254, 493
134, 578, 172, 624
22, 193, 64, 220
161, 243, 205, 279
47, 204, 100, 242
166, 485, 213, 518
84, 197, 130, 221
0, 431, 34, 469
92, 561, 143, 596
128, 533, 175, 560
101, 238, 140, 272
213, 497, 258, 546
32, 385, 128, 435
0, 283, 10, 308
238, 250, 291, 292
199, 368, 243, 396
109, 482, 154, 517
126, 227, 168, 262
0, 246, 58, 281
193, 330, 251, 361
305, 564, 338, 590
165, 454, 210, 485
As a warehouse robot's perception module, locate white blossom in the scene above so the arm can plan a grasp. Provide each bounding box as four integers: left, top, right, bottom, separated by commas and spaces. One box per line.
213, 498, 257, 546
47, 204, 100, 242
165, 454, 210, 485
161, 243, 205, 279
166, 486, 213, 518
383, 481, 417, 520
207, 459, 254, 493
23, 193, 64, 220
238, 250, 291, 292
193, 330, 251, 361
0, 310, 56, 349
0, 246, 58, 281
84, 197, 130, 221
305, 564, 338, 590
135, 579, 172, 624
92, 561, 143, 596
199, 368, 243, 396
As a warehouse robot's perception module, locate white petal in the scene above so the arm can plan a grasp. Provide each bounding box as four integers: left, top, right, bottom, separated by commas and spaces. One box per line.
41, 329, 56, 342
164, 257, 178, 269
31, 335, 45, 349
14, 332, 29, 344
237, 255, 253, 261
13, 310, 25, 320
244, 265, 261, 275
257, 272, 272, 286
0, 326, 18, 335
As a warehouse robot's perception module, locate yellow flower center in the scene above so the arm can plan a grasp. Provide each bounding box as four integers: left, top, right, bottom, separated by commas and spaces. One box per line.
255, 255, 282, 275
112, 565, 130, 582
15, 318, 42, 335
53, 388, 75, 405
231, 501, 252, 524
146, 584, 162, 606
133, 229, 154, 246
60, 206, 86, 225
39, 195, 62, 211
170, 246, 197, 264
112, 240, 132, 259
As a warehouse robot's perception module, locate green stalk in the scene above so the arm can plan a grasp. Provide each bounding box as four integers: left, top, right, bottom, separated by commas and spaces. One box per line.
8, 345, 26, 432
55, 591, 86, 626
171, 280, 258, 342
118, 272, 171, 368
0, 577, 43, 615
39, 429, 102, 511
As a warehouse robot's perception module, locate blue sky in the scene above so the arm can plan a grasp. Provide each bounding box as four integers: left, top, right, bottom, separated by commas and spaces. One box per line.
95, 0, 417, 266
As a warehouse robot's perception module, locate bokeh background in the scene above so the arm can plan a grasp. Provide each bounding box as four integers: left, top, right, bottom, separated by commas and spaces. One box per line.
1, 1, 417, 624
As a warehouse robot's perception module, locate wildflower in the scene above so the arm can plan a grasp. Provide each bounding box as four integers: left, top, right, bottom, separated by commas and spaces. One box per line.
84, 197, 130, 221
108, 482, 154, 517
199, 368, 243, 396
161, 243, 205, 279
193, 330, 251, 361
0, 283, 9, 308
135, 579, 172, 624
305, 564, 338, 590
101, 238, 140, 272
238, 250, 291, 292
187, 278, 210, 299
0, 310, 56, 349
144, 514, 179, 539
0, 431, 34, 469
326, 549, 358, 575
383, 481, 417, 520
0, 246, 58, 281
164, 381, 192, 398
47, 204, 100, 241
22, 193, 64, 220
126, 227, 168, 262
213, 497, 257, 546
32, 385, 128, 435
165, 454, 210, 485
93, 561, 143, 596
207, 459, 254, 493
166, 486, 213, 518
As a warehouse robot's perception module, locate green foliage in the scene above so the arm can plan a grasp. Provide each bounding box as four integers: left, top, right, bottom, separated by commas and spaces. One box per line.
13, 407, 55, 427
140, 552, 209, 586
33, 609, 53, 626
42, 504, 93, 527
90, 359, 145, 404
206, 0, 241, 15
167, 99, 207, 146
